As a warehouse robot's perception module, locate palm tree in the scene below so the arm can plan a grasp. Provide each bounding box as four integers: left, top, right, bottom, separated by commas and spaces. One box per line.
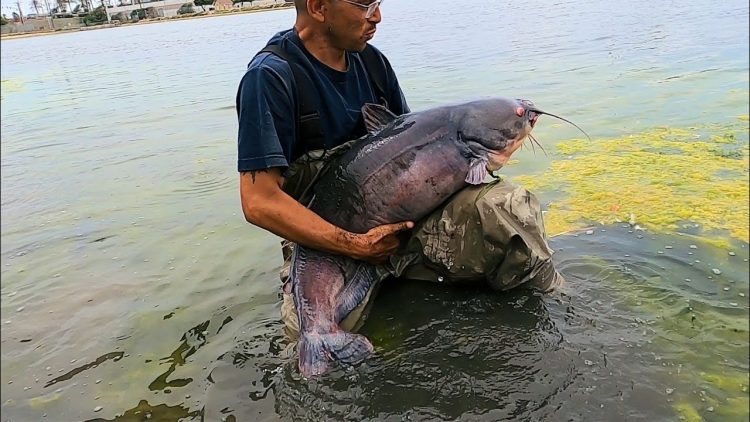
56, 0, 70, 14
193, 0, 210, 12
30, 0, 42, 15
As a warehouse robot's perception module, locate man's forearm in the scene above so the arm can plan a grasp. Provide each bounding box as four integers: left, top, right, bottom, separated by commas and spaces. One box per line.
240, 170, 410, 264
243, 182, 366, 259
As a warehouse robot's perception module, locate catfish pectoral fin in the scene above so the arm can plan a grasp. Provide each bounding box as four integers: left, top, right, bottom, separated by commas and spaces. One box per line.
465, 158, 490, 185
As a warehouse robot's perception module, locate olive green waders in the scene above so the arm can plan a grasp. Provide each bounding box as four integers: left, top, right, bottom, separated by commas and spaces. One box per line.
278, 142, 564, 338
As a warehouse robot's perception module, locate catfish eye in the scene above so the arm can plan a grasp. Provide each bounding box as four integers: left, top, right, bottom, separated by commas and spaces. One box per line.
515, 107, 525, 117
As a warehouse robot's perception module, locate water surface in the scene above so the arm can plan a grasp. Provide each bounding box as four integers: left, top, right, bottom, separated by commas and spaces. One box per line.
1, 0, 748, 420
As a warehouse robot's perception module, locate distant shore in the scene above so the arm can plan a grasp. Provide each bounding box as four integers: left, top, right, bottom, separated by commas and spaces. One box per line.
0, 3, 293, 40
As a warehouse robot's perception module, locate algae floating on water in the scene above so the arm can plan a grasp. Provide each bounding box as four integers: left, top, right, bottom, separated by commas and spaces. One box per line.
514, 121, 750, 243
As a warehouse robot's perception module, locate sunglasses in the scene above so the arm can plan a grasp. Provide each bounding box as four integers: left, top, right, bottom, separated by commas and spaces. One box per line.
338, 0, 383, 19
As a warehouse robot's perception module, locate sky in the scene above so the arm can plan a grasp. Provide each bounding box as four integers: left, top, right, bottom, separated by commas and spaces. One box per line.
2, 0, 51, 16
1, 0, 102, 16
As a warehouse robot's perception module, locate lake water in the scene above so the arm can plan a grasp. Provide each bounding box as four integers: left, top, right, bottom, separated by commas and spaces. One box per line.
1, 0, 748, 420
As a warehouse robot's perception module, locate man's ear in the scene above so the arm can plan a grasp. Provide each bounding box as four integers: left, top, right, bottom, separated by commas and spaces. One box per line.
307, 0, 328, 22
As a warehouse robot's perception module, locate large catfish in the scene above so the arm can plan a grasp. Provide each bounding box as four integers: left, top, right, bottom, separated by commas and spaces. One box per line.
291, 97, 548, 377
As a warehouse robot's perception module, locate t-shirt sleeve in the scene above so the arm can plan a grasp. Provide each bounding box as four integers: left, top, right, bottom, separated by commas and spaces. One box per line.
236, 54, 296, 173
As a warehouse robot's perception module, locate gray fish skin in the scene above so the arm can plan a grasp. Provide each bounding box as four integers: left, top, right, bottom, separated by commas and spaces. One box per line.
292, 98, 539, 377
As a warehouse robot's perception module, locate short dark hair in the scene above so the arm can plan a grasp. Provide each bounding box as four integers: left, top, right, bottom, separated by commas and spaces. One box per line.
294, 0, 306, 13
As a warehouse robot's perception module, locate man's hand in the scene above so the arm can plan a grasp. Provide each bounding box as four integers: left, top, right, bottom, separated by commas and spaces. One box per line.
350, 221, 414, 264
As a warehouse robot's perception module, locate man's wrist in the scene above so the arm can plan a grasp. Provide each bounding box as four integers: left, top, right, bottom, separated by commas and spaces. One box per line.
332, 227, 366, 259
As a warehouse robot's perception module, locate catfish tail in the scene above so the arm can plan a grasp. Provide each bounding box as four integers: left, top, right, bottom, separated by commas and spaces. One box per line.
298, 330, 373, 377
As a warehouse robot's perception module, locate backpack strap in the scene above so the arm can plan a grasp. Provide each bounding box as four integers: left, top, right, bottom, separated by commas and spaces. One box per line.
258, 44, 326, 153
256, 43, 391, 154
359, 44, 389, 109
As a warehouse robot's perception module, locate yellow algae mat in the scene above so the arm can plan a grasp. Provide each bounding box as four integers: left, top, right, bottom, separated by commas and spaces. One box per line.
514, 118, 750, 244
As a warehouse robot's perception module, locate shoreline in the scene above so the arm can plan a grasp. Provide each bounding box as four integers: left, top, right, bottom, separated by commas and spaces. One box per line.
0, 3, 293, 40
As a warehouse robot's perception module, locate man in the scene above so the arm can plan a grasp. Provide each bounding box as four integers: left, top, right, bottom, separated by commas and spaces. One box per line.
237, 0, 412, 266
237, 0, 562, 337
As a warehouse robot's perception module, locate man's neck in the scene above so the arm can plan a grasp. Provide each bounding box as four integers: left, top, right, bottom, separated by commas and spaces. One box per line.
295, 24, 348, 72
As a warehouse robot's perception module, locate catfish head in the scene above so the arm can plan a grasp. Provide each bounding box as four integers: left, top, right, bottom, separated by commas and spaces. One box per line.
455, 97, 539, 174
359, 97, 588, 186
455, 97, 590, 184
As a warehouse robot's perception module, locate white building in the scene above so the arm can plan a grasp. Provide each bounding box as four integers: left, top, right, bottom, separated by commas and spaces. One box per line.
106, 0, 286, 20
107, 0, 187, 19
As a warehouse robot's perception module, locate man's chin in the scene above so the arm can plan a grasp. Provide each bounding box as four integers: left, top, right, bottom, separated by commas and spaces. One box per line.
348, 42, 368, 52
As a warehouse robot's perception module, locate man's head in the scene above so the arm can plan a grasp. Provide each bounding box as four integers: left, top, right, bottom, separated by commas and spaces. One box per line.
295, 0, 383, 52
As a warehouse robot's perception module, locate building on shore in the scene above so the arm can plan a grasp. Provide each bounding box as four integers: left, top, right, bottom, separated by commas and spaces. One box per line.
213, 0, 233, 11
0, 0, 290, 35
106, 0, 285, 19
1, 16, 84, 34
108, 0, 189, 19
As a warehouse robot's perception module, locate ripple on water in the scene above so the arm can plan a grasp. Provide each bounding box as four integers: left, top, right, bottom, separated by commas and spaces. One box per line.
1, 0, 748, 420
169, 174, 234, 199
194, 224, 747, 421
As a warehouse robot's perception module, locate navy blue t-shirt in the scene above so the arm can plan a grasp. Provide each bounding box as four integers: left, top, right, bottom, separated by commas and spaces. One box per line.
236, 28, 410, 173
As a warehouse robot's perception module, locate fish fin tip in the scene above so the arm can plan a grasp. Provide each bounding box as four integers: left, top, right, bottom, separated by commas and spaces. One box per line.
335, 264, 378, 323
362, 103, 397, 134
465, 159, 489, 185
327, 331, 373, 365
298, 334, 330, 377
298, 331, 373, 377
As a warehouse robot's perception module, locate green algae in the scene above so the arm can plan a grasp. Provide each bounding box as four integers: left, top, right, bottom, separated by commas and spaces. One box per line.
549, 228, 748, 421
699, 372, 749, 395
716, 396, 750, 420
513, 122, 749, 242
678, 395, 750, 421
0, 78, 24, 98
674, 401, 703, 422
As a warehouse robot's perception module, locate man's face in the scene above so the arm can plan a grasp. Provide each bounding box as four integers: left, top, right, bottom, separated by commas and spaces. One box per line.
325, 0, 382, 52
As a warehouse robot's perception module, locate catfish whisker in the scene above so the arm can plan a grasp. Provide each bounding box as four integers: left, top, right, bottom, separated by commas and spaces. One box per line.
528, 134, 537, 155
531, 109, 591, 141
529, 134, 548, 157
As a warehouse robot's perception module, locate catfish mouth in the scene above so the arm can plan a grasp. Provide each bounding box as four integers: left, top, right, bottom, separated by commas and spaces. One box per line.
528, 110, 540, 127
516, 99, 540, 129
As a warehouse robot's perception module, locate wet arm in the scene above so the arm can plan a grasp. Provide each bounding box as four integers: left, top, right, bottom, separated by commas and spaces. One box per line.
240, 168, 411, 264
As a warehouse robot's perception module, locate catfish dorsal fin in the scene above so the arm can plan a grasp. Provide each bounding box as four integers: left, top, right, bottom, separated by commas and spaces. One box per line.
362, 103, 397, 134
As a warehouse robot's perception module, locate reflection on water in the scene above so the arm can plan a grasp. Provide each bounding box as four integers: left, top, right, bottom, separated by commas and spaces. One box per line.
86, 400, 201, 422
1, 0, 748, 420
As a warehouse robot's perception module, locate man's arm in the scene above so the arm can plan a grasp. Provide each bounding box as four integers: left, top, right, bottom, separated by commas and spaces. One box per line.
240, 168, 412, 264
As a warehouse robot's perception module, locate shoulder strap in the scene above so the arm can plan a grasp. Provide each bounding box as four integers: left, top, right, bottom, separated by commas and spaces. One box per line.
359, 44, 389, 109
256, 43, 392, 154
258, 44, 325, 153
